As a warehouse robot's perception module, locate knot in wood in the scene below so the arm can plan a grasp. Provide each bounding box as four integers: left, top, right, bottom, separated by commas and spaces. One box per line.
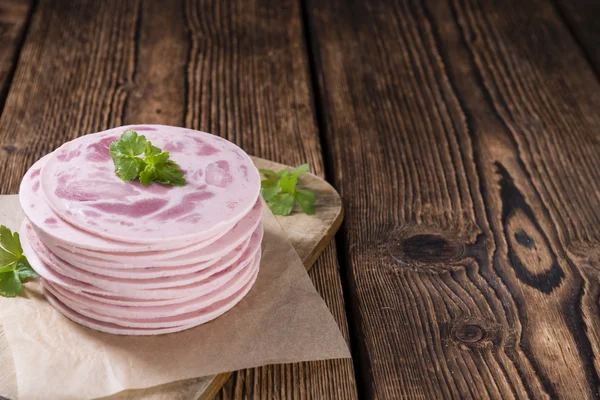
2, 145, 17, 154
453, 324, 485, 344
401, 234, 463, 264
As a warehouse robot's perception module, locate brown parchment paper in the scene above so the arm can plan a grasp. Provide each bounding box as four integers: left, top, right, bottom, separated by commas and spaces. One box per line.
0, 195, 350, 400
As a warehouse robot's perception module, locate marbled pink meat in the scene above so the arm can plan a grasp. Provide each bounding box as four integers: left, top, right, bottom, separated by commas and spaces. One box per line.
19, 154, 213, 252
37, 235, 253, 280
25, 223, 262, 292
45, 256, 259, 323
40, 125, 260, 243
43, 255, 257, 318
43, 258, 259, 335
46, 199, 262, 268
21, 221, 263, 300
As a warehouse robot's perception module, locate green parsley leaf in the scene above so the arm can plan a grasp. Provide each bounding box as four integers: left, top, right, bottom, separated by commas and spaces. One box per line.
0, 226, 21, 256
0, 265, 16, 273
295, 189, 316, 215
145, 141, 162, 157
0, 246, 17, 269
110, 131, 187, 186
144, 151, 170, 167
259, 164, 316, 216
139, 153, 186, 186
279, 174, 298, 194
261, 179, 280, 201
0, 271, 22, 298
139, 152, 181, 186
16, 259, 39, 281
258, 169, 278, 179
277, 168, 291, 177
0, 225, 38, 297
292, 164, 310, 175
113, 156, 145, 181
139, 168, 155, 186
268, 193, 295, 215
109, 130, 147, 158
154, 162, 186, 186
0, 226, 22, 269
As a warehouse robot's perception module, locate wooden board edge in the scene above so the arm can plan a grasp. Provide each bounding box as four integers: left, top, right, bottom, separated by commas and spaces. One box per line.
196, 373, 232, 400
303, 180, 343, 271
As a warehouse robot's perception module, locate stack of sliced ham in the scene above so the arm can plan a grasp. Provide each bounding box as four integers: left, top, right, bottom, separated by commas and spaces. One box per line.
19, 125, 263, 335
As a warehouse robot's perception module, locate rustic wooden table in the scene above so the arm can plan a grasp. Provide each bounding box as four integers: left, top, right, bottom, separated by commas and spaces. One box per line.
1, 0, 599, 399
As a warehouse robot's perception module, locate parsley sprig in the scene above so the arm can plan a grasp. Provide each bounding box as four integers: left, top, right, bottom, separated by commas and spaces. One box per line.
260, 164, 316, 216
109, 130, 186, 186
0, 226, 39, 297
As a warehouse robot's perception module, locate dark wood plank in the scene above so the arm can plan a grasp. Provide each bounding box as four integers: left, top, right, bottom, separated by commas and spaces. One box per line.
0, 0, 141, 192
306, 0, 600, 398
0, 0, 32, 111
553, 0, 600, 74
0, 0, 357, 399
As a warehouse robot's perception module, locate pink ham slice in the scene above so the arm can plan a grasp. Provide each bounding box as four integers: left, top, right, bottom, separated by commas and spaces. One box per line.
40, 125, 260, 244
43, 279, 232, 308
42, 252, 257, 319
45, 256, 259, 322
65, 198, 261, 262
51, 282, 235, 308
26, 222, 262, 284
45, 199, 262, 268
44, 290, 197, 335
47, 264, 259, 329
33, 234, 253, 280
25, 222, 262, 291
43, 259, 260, 335
21, 221, 263, 299
20, 154, 220, 253
21, 220, 263, 301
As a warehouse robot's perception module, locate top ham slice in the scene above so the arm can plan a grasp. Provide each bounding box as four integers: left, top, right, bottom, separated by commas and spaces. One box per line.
20, 154, 223, 252
40, 125, 260, 244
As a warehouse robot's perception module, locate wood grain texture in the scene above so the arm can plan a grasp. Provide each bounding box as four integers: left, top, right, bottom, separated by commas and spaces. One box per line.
0, 0, 140, 192
0, 0, 356, 399
306, 0, 600, 398
553, 0, 600, 74
0, 0, 31, 110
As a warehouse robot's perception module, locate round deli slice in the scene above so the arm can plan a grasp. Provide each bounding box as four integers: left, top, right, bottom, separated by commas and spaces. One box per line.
42, 251, 257, 319
56, 281, 236, 307
21, 220, 264, 300
26, 222, 262, 291
50, 216, 233, 261
34, 234, 253, 280
46, 198, 262, 268
40, 125, 261, 244
65, 198, 260, 262
43, 259, 260, 335
43, 290, 197, 335
45, 254, 259, 321
48, 261, 259, 329
25, 225, 263, 298
19, 154, 218, 253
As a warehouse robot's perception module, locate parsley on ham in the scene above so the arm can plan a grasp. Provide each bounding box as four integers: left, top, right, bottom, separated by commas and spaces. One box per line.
109, 130, 186, 186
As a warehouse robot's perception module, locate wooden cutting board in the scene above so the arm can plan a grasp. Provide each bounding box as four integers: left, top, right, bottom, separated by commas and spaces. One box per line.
101, 156, 344, 400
